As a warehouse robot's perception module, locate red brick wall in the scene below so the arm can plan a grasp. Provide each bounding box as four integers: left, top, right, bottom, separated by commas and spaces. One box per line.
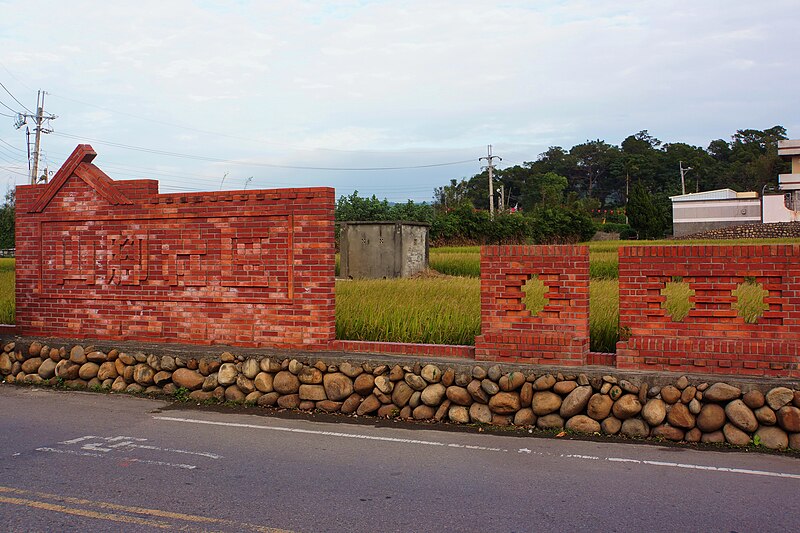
332, 340, 475, 359
616, 245, 800, 377
475, 245, 590, 365
15, 145, 335, 349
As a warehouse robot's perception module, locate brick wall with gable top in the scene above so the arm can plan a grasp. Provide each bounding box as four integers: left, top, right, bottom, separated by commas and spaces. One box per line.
474, 245, 590, 365
14, 145, 335, 349
616, 245, 800, 377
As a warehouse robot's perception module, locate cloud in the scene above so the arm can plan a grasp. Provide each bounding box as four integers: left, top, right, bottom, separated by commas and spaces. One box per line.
0, 0, 797, 199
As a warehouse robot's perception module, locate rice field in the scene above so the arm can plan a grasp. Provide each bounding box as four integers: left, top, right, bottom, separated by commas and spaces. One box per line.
0, 258, 13, 325
336, 276, 481, 346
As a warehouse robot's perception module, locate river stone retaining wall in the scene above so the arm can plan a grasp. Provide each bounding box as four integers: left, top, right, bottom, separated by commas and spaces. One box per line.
676, 221, 800, 240
3, 339, 799, 451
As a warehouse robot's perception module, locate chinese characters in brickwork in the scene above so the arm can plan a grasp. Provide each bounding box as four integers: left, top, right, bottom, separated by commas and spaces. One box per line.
42, 216, 292, 295
221, 236, 272, 287
106, 234, 148, 285
57, 235, 95, 285
162, 234, 208, 287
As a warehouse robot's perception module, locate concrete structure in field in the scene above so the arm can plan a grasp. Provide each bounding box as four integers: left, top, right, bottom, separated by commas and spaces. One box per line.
670, 189, 760, 237
764, 139, 800, 223
338, 221, 429, 279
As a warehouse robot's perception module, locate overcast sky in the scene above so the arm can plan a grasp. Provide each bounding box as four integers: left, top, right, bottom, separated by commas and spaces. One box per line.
1, 0, 797, 202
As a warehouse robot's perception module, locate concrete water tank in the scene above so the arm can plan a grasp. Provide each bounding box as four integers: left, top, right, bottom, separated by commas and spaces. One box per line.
339, 221, 430, 278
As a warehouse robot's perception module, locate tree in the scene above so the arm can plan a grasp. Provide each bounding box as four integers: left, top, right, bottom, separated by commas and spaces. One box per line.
626, 182, 667, 239
0, 188, 14, 249
335, 191, 391, 222
569, 140, 620, 203
520, 171, 568, 209
433, 179, 471, 210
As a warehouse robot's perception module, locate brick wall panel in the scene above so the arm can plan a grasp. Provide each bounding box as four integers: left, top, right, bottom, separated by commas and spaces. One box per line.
617, 245, 800, 377
475, 245, 590, 365
15, 145, 335, 349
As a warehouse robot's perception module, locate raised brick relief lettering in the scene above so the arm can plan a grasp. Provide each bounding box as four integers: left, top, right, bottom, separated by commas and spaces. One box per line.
221, 236, 273, 287
105, 234, 148, 286
56, 234, 95, 286
163, 232, 207, 287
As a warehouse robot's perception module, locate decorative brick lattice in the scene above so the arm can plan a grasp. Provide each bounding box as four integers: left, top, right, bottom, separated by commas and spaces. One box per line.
475, 245, 590, 365
616, 245, 800, 377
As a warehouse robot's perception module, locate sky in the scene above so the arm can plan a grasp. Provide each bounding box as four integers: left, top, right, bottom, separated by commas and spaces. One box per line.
0, 0, 798, 202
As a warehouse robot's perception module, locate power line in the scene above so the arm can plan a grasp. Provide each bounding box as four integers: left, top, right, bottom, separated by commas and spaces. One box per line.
33, 147, 448, 195
0, 98, 20, 114
0, 61, 34, 92
0, 164, 29, 177
0, 138, 25, 153
0, 110, 16, 118
51, 131, 475, 171
0, 145, 25, 162
0, 81, 32, 114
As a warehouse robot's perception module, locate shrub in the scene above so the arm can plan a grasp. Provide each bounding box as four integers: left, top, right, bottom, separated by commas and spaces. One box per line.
527, 206, 595, 244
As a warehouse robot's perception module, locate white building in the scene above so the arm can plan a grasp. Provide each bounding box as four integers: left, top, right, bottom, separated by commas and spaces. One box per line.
763, 140, 800, 223
670, 189, 760, 237
670, 139, 800, 236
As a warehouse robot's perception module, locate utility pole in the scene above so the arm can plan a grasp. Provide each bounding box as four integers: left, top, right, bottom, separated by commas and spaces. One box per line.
496, 184, 505, 212
625, 171, 629, 224
15, 90, 56, 184
479, 145, 501, 217
679, 161, 692, 196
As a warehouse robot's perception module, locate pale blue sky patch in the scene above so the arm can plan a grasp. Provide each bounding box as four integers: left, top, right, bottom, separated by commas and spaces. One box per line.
0, 0, 797, 201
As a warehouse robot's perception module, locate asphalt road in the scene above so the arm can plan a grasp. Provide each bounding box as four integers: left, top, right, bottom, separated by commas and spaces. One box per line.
1, 385, 799, 533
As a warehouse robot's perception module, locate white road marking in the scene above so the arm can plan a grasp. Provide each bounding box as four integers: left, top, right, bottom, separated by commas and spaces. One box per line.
59, 436, 101, 445
155, 415, 800, 481
128, 444, 222, 459
154, 416, 504, 452
118, 457, 196, 470
36, 447, 105, 458
41, 435, 221, 469
36, 447, 196, 470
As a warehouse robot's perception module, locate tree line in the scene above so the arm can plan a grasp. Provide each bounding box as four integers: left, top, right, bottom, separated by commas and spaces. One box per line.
339, 126, 790, 243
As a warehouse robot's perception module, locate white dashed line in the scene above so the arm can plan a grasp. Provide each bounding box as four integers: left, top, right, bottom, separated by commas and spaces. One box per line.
154, 415, 800, 481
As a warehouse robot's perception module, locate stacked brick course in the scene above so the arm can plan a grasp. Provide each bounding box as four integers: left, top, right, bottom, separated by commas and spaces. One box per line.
475, 245, 590, 365
616, 245, 800, 377
14, 145, 335, 349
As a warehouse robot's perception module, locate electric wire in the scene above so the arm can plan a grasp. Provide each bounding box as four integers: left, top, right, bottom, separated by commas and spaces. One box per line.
0, 62, 34, 92
0, 98, 20, 114
51, 131, 477, 171
32, 148, 440, 197
0, 138, 25, 153
0, 164, 28, 177
0, 81, 32, 113
21, 145, 441, 189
